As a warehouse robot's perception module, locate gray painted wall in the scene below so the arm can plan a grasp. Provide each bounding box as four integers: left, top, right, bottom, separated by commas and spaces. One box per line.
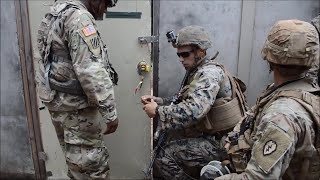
159, 0, 242, 97
247, 0, 319, 104
0, 1, 35, 179
158, 0, 319, 105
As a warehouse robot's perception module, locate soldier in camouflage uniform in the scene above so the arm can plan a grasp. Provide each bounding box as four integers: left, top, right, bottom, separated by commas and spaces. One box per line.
202, 19, 320, 180
36, 0, 119, 179
308, 14, 320, 86
142, 26, 247, 179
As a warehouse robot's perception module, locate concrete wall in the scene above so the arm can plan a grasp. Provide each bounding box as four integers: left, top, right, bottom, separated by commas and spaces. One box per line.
247, 0, 319, 104
0, 1, 35, 179
158, 0, 319, 105
158, 1, 242, 97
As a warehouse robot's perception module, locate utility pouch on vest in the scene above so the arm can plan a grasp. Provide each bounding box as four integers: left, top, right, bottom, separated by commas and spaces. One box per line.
48, 54, 84, 95
35, 58, 56, 102
36, 12, 58, 102
203, 71, 248, 134
227, 111, 254, 173
228, 150, 251, 173
36, 3, 77, 101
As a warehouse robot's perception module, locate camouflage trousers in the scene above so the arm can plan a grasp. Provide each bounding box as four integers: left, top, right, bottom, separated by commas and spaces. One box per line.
49, 107, 110, 180
154, 136, 227, 180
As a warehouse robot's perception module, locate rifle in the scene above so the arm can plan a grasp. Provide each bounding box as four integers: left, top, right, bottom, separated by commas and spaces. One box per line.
143, 127, 167, 179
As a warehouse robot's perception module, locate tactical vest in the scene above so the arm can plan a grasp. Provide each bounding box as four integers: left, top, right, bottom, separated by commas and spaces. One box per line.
36, 2, 118, 102
227, 78, 320, 180
169, 60, 248, 140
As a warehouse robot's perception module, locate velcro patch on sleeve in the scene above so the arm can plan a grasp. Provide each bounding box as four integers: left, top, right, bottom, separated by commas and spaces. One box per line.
82, 24, 96, 37
251, 123, 293, 173
78, 24, 101, 56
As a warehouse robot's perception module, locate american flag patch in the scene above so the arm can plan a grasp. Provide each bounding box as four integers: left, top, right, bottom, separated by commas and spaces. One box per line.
82, 25, 97, 37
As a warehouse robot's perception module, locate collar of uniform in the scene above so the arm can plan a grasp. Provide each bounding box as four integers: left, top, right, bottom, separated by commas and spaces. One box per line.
187, 56, 210, 73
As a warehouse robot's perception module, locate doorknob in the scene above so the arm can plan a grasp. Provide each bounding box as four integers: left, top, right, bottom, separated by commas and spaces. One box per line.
134, 61, 150, 95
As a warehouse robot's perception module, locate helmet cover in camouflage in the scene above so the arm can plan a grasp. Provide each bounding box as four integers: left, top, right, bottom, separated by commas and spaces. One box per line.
176, 25, 212, 50
261, 19, 319, 67
311, 15, 320, 35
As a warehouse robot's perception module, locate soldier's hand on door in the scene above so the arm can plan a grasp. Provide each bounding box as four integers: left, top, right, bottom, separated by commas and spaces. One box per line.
143, 99, 158, 118
141, 95, 153, 105
141, 95, 163, 105
103, 118, 119, 135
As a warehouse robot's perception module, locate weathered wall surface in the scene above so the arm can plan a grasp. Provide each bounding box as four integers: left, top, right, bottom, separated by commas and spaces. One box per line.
158, 1, 242, 97
247, 0, 319, 104
0, 1, 35, 179
158, 0, 319, 105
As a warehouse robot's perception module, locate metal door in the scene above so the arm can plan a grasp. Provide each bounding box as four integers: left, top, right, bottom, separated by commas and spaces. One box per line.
27, 1, 152, 179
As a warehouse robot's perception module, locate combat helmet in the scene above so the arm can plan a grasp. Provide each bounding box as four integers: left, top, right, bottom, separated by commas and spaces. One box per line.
106, 0, 118, 7
261, 19, 319, 67
176, 25, 212, 50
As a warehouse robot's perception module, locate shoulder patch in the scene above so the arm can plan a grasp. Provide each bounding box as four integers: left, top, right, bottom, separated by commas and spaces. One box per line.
82, 24, 96, 37
252, 123, 293, 173
78, 25, 101, 56
77, 14, 101, 56
263, 140, 277, 155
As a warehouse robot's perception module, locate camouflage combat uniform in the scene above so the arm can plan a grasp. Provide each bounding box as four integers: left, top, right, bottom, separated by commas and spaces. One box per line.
308, 15, 320, 86
215, 80, 319, 180
36, 1, 117, 179
152, 26, 247, 180
155, 56, 245, 179
214, 20, 320, 180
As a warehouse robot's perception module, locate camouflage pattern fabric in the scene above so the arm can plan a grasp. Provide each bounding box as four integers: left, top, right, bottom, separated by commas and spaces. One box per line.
155, 56, 232, 179
176, 25, 212, 50
50, 108, 110, 179
37, 1, 117, 179
216, 82, 318, 180
157, 56, 232, 131
154, 137, 226, 180
37, 1, 117, 122
308, 15, 320, 86
214, 19, 320, 180
261, 19, 319, 68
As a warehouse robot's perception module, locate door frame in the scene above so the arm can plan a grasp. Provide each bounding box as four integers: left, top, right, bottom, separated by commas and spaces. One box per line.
14, 0, 162, 179
152, 0, 160, 98
14, 1, 46, 179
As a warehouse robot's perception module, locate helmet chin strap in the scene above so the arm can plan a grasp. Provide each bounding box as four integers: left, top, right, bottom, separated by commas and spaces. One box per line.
195, 55, 202, 62
194, 50, 206, 63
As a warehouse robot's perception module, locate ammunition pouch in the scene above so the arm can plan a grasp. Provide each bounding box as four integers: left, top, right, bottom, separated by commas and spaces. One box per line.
190, 72, 247, 137
168, 68, 247, 142
48, 54, 84, 95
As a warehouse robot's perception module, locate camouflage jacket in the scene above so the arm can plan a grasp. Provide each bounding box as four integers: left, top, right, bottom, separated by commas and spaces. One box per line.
157, 56, 232, 131
308, 15, 320, 86
216, 79, 319, 180
37, 1, 117, 123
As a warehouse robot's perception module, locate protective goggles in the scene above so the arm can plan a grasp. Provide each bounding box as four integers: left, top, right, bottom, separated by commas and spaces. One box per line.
177, 50, 194, 58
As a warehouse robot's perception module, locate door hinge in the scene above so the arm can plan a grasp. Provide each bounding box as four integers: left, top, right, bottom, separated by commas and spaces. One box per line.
138, 36, 159, 44
38, 151, 48, 161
